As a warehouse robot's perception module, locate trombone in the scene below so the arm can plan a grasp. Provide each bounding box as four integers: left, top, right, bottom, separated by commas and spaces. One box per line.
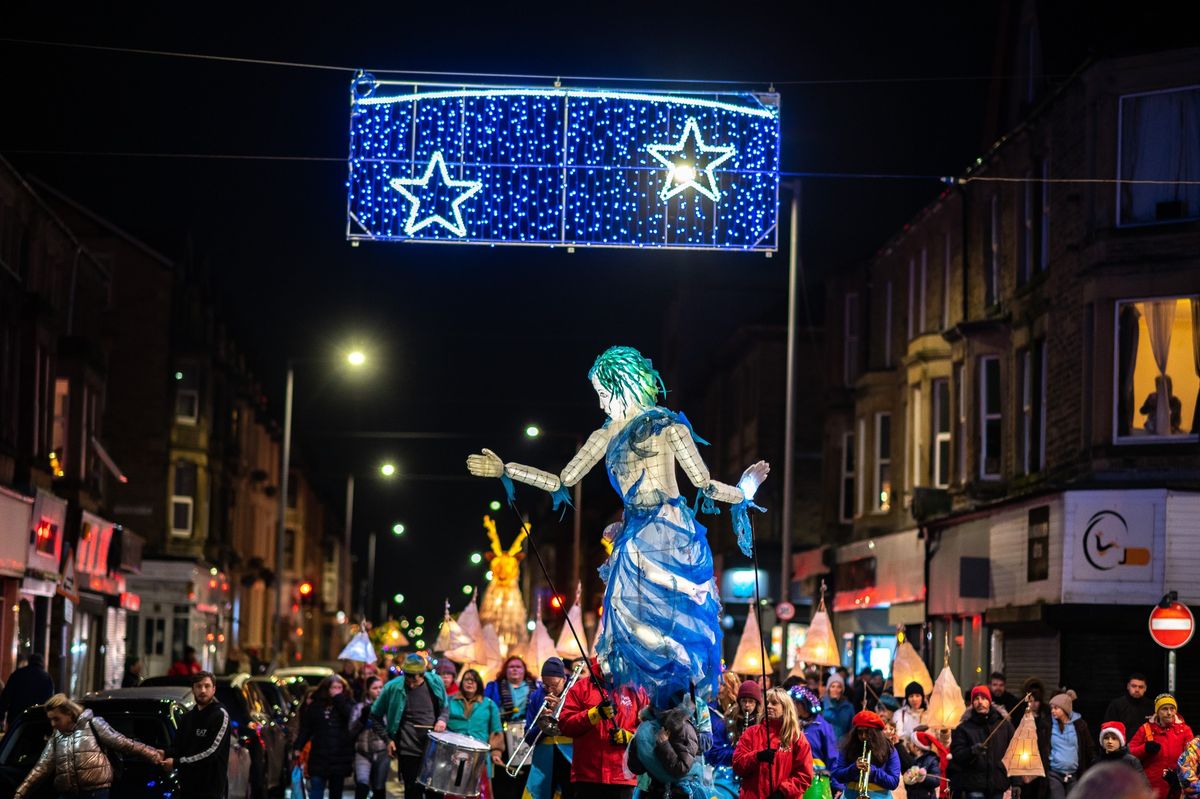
505, 661, 584, 776
855, 739, 872, 794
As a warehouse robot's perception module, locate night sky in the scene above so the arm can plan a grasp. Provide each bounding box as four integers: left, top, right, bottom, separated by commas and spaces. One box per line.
1, 3, 1000, 629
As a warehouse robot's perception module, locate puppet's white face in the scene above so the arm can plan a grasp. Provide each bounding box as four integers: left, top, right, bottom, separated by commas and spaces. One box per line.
592, 374, 639, 421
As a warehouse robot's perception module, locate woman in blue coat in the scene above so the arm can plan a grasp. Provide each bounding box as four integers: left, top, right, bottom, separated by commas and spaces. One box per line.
789, 686, 840, 792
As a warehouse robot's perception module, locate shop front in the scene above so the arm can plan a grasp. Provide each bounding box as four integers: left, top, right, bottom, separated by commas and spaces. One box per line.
127, 559, 229, 677
831, 529, 926, 679
0, 487, 33, 678
20, 490, 65, 675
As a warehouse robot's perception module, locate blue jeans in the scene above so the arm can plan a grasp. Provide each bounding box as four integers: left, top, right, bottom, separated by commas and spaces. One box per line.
309, 775, 346, 799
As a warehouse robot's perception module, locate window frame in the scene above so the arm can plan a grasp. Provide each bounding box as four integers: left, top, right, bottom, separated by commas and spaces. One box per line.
910, 384, 923, 492
932, 378, 951, 488
175, 389, 199, 425
956, 363, 967, 484
1116, 84, 1200, 228
170, 496, 194, 538
979, 355, 1003, 479
839, 431, 856, 524
1112, 295, 1200, 445
873, 411, 892, 513
844, 292, 860, 387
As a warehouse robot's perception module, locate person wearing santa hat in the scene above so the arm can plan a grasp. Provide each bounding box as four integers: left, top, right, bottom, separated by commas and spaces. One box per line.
828, 710, 900, 798
1097, 722, 1147, 781
946, 685, 1013, 799
1130, 693, 1195, 799
900, 730, 944, 799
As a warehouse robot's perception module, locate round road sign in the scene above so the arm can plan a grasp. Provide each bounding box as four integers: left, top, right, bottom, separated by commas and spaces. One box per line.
1149, 601, 1195, 650
776, 601, 796, 622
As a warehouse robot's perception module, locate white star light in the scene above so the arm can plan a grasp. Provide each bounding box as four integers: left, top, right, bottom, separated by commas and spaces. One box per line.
388, 151, 483, 237
646, 117, 736, 202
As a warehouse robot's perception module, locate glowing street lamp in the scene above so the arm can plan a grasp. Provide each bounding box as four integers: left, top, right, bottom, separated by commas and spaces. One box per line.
393, 593, 405, 604
392, 523, 406, 536
524, 425, 541, 438
489, 500, 502, 511
470, 552, 483, 564
380, 463, 397, 477
462, 584, 473, 595
347, 350, 367, 367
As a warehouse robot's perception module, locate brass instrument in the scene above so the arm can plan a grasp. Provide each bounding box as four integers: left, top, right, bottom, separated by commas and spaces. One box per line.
855, 739, 872, 794
505, 661, 584, 776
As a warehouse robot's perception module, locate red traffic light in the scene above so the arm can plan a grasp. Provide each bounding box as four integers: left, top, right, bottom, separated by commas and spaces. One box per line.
299, 581, 314, 596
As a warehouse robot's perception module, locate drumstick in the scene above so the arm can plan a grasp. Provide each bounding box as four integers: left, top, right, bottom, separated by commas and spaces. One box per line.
414, 724, 435, 729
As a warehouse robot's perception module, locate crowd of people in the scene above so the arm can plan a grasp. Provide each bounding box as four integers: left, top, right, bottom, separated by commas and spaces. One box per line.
4, 648, 1198, 799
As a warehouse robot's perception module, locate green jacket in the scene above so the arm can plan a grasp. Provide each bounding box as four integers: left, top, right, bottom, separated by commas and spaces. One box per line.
371, 674, 449, 738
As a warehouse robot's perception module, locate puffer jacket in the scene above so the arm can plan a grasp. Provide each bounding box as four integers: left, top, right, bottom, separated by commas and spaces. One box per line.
349, 700, 390, 757
15, 709, 159, 797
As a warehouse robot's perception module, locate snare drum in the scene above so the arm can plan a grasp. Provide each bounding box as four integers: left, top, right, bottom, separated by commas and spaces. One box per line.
416, 731, 491, 797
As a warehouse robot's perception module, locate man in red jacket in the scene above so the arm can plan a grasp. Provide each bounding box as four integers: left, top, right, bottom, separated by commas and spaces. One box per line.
558, 659, 648, 799
1129, 693, 1194, 799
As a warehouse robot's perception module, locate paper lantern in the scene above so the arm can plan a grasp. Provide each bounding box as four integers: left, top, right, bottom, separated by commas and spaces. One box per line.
337, 629, 377, 663
925, 666, 968, 731
794, 609, 840, 668
891, 641, 934, 697
443, 591, 482, 663
730, 610, 768, 675
464, 623, 504, 678
556, 583, 586, 660
527, 605, 560, 672
1002, 711, 1045, 777
434, 599, 474, 654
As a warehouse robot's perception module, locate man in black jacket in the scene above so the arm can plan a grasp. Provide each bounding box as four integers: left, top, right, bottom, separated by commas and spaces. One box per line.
1104, 674, 1154, 743
0, 654, 55, 731
948, 685, 1013, 799
163, 671, 231, 799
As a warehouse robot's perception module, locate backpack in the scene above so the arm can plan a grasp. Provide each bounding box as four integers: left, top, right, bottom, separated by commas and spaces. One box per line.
89, 719, 125, 782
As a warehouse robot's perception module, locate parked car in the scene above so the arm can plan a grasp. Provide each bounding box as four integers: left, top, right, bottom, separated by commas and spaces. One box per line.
271, 666, 333, 687
141, 674, 287, 799
275, 676, 310, 714
0, 686, 251, 799
248, 676, 299, 749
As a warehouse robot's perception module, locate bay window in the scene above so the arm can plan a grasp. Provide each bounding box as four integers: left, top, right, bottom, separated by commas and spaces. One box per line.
1115, 296, 1199, 441
1118, 86, 1200, 226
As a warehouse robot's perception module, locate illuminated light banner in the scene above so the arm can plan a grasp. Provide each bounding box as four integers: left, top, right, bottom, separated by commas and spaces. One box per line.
346, 76, 780, 251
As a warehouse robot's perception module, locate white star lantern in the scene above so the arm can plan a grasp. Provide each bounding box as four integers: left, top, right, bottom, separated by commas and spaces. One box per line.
646, 117, 736, 202
389, 151, 483, 237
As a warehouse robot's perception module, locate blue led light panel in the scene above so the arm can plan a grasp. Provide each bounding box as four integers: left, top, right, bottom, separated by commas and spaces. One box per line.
346, 80, 780, 251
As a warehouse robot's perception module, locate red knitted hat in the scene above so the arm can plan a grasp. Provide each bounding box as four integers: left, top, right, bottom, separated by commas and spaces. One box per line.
970, 685, 992, 703
1100, 721, 1126, 747
852, 710, 885, 730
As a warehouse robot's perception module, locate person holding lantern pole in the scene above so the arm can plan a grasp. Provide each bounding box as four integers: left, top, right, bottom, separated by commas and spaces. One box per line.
947, 686, 1013, 799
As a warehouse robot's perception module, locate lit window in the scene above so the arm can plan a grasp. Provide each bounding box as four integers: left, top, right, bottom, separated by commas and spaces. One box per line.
1115, 297, 1199, 442
874, 412, 892, 512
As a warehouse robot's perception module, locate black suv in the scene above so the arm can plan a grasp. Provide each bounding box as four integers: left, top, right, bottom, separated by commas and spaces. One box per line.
141, 673, 287, 798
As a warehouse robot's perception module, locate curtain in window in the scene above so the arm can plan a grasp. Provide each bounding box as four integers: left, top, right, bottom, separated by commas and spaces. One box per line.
1118, 304, 1141, 436
1121, 89, 1200, 224
1143, 300, 1176, 435
1192, 298, 1200, 434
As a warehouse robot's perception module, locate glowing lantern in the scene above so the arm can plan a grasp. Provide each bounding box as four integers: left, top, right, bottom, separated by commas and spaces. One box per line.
433, 599, 473, 654
795, 585, 841, 668
730, 609, 767, 675
1002, 711, 1045, 777
527, 605, 559, 671
338, 625, 378, 663
926, 666, 968, 731
891, 640, 934, 697
443, 590, 482, 663
556, 583, 585, 660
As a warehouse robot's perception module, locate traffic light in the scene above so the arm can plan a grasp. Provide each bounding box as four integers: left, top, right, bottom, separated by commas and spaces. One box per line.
298, 580, 315, 604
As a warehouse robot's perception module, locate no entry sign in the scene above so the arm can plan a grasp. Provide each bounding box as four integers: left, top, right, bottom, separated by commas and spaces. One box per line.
1149, 601, 1195, 649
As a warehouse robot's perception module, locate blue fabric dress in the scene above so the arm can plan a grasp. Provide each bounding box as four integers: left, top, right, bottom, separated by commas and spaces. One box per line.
594, 408, 723, 707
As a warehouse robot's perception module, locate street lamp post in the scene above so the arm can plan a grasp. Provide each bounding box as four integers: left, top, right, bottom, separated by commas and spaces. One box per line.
273, 350, 367, 660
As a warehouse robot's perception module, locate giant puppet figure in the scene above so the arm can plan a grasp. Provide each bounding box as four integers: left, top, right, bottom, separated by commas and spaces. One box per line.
467, 346, 768, 705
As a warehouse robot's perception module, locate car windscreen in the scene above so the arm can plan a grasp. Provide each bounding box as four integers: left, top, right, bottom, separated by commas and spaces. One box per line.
215, 684, 249, 723
0, 716, 51, 770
